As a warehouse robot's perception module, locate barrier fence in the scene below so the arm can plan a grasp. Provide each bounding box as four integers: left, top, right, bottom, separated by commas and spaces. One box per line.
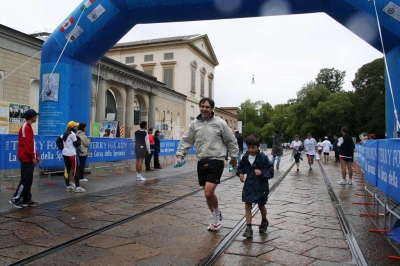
0, 134, 197, 190
355, 139, 400, 246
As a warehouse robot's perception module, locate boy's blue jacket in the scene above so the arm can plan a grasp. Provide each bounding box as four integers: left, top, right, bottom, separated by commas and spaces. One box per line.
236, 150, 274, 203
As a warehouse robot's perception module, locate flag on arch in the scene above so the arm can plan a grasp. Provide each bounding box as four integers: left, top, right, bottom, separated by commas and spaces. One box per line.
80, 0, 96, 11
59, 17, 75, 33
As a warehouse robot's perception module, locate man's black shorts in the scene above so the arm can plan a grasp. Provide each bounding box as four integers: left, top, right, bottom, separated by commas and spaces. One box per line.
323, 152, 329, 155
197, 159, 224, 186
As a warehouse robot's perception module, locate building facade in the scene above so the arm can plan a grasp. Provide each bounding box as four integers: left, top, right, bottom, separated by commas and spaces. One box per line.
106, 34, 219, 127
214, 107, 239, 132
0, 25, 186, 138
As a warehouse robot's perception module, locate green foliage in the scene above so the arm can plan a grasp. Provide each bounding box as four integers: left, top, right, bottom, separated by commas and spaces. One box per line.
237, 58, 385, 143
315, 68, 346, 93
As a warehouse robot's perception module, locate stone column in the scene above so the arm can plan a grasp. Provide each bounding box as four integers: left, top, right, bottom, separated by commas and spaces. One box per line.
126, 88, 135, 138
95, 78, 107, 123
149, 94, 157, 129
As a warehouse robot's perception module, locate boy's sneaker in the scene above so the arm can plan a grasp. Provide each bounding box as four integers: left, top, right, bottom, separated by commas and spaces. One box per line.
69, 182, 76, 189
347, 179, 353, 185
9, 198, 24, 209
136, 175, 146, 181
65, 186, 75, 192
242, 226, 253, 238
259, 219, 269, 233
22, 199, 39, 207
337, 179, 347, 185
80, 178, 89, 182
75, 187, 86, 193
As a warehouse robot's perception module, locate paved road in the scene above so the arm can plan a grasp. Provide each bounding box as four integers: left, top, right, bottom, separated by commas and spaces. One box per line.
0, 152, 399, 265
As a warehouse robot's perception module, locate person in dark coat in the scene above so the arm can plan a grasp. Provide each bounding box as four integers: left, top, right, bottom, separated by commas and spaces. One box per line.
332, 135, 339, 162
153, 130, 162, 169
237, 134, 274, 238
271, 130, 284, 170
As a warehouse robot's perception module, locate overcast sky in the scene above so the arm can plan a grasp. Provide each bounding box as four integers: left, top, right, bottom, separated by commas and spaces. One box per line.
1, 0, 382, 108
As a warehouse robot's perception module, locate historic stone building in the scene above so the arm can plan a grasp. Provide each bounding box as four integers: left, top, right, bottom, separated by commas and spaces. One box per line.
0, 25, 186, 138
214, 107, 239, 132
106, 34, 219, 127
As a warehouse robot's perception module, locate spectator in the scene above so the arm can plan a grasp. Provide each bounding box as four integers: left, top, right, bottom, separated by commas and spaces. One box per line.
134, 121, 151, 181
145, 128, 155, 171
76, 123, 91, 182
337, 127, 355, 185
153, 130, 162, 169
9, 109, 41, 208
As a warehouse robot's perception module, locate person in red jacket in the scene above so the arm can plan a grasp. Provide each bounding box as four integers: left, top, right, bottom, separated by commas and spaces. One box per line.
145, 128, 155, 171
9, 109, 41, 208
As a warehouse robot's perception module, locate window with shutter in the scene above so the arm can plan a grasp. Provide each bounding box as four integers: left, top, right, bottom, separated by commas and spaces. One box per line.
191, 70, 196, 92
164, 53, 174, 60
208, 80, 212, 98
144, 69, 153, 76
125, 56, 134, 64
200, 75, 205, 96
144, 54, 153, 62
164, 68, 173, 89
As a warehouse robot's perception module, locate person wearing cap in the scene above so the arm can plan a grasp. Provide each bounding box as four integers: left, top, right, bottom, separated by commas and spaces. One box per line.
304, 133, 317, 171
145, 128, 155, 171
176, 98, 239, 231
61, 121, 86, 192
235, 130, 244, 167
153, 130, 162, 169
9, 109, 41, 208
322, 136, 332, 163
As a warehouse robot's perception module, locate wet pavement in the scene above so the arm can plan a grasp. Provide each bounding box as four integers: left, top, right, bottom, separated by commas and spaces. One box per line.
0, 152, 399, 265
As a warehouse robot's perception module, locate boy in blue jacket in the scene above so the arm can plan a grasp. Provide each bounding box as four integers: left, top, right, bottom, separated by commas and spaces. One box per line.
237, 134, 274, 238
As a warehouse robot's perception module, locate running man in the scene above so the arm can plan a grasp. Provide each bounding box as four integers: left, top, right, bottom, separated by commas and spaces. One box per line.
176, 97, 238, 231
304, 133, 317, 171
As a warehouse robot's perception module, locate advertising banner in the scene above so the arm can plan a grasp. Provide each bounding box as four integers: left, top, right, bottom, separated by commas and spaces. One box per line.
100, 120, 118, 138
363, 140, 378, 186
0, 134, 196, 170
378, 139, 400, 203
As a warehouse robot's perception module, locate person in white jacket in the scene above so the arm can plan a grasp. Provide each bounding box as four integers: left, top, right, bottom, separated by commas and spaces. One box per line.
176, 98, 238, 231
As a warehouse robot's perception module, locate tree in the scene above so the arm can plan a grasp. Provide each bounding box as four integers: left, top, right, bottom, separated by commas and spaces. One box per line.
351, 58, 385, 138
315, 68, 346, 93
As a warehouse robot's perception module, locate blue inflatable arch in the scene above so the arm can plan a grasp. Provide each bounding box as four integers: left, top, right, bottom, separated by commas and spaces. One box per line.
40, 0, 400, 137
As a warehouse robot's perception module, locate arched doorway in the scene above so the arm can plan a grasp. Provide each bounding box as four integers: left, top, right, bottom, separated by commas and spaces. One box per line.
106, 90, 117, 121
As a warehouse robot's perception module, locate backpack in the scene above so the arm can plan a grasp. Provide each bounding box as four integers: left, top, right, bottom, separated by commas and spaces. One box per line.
56, 136, 64, 150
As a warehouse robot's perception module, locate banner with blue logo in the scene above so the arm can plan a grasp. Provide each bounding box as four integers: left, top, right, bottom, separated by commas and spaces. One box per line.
0, 134, 195, 170
377, 139, 400, 203
363, 140, 378, 186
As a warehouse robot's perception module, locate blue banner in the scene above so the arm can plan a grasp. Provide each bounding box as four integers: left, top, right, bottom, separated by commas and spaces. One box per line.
0, 134, 195, 170
377, 139, 400, 203
363, 140, 378, 186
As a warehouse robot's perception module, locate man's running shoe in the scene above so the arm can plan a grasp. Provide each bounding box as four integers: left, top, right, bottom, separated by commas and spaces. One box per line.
9, 198, 24, 209
208, 211, 222, 231
309, 167, 312, 171
337, 179, 347, 185
22, 199, 39, 207
347, 179, 353, 185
